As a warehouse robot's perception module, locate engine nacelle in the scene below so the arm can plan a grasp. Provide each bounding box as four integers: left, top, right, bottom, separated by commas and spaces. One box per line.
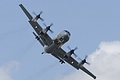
63, 47, 77, 59
63, 53, 71, 59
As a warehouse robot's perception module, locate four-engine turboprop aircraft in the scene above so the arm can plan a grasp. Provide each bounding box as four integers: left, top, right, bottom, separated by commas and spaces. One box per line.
19, 4, 96, 79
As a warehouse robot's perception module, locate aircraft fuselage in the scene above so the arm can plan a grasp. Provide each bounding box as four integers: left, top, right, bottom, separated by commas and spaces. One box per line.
44, 30, 70, 53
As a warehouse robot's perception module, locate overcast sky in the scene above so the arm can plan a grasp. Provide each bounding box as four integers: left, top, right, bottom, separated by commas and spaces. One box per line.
0, 0, 120, 80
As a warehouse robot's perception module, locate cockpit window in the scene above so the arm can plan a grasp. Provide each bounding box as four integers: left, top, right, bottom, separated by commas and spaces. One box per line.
64, 30, 71, 36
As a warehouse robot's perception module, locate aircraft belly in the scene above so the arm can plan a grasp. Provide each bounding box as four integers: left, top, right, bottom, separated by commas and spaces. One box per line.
44, 43, 59, 53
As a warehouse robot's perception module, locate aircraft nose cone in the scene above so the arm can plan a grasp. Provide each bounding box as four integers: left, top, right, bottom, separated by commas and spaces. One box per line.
64, 30, 71, 37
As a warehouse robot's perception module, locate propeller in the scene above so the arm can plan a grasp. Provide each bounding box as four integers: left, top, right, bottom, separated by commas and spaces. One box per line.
43, 23, 54, 33
32, 11, 44, 21
67, 46, 78, 57
78, 55, 90, 65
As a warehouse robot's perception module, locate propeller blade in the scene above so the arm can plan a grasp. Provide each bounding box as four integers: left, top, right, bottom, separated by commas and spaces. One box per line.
78, 57, 82, 61
32, 11, 37, 16
43, 23, 53, 27
39, 11, 43, 15
67, 46, 78, 51
32, 11, 44, 21
67, 46, 78, 57
43, 23, 54, 33
73, 53, 77, 57
84, 55, 90, 65
67, 46, 71, 50
78, 55, 90, 65
50, 23, 53, 27
39, 16, 43, 21
85, 55, 88, 59
49, 29, 54, 33
39, 11, 44, 21
86, 62, 90, 65
74, 47, 78, 51
43, 23, 47, 27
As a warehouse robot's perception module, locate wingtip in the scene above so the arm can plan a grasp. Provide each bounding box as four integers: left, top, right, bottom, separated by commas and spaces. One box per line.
19, 4, 22, 6
94, 76, 97, 79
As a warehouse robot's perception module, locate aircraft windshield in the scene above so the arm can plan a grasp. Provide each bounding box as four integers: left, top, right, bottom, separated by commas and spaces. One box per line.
64, 30, 71, 36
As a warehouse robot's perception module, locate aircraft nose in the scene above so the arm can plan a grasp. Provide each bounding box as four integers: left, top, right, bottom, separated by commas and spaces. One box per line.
64, 30, 71, 37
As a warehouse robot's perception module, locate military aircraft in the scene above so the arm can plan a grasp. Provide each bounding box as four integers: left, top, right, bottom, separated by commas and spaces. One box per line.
19, 4, 96, 79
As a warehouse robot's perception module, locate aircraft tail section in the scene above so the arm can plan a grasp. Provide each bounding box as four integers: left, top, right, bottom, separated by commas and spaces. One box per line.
19, 4, 33, 20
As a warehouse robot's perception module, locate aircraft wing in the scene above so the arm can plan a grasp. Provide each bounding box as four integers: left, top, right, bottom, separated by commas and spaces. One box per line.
29, 20, 53, 46
55, 48, 96, 79
19, 4, 53, 46
19, 4, 33, 20
79, 66, 96, 79
56, 48, 80, 69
